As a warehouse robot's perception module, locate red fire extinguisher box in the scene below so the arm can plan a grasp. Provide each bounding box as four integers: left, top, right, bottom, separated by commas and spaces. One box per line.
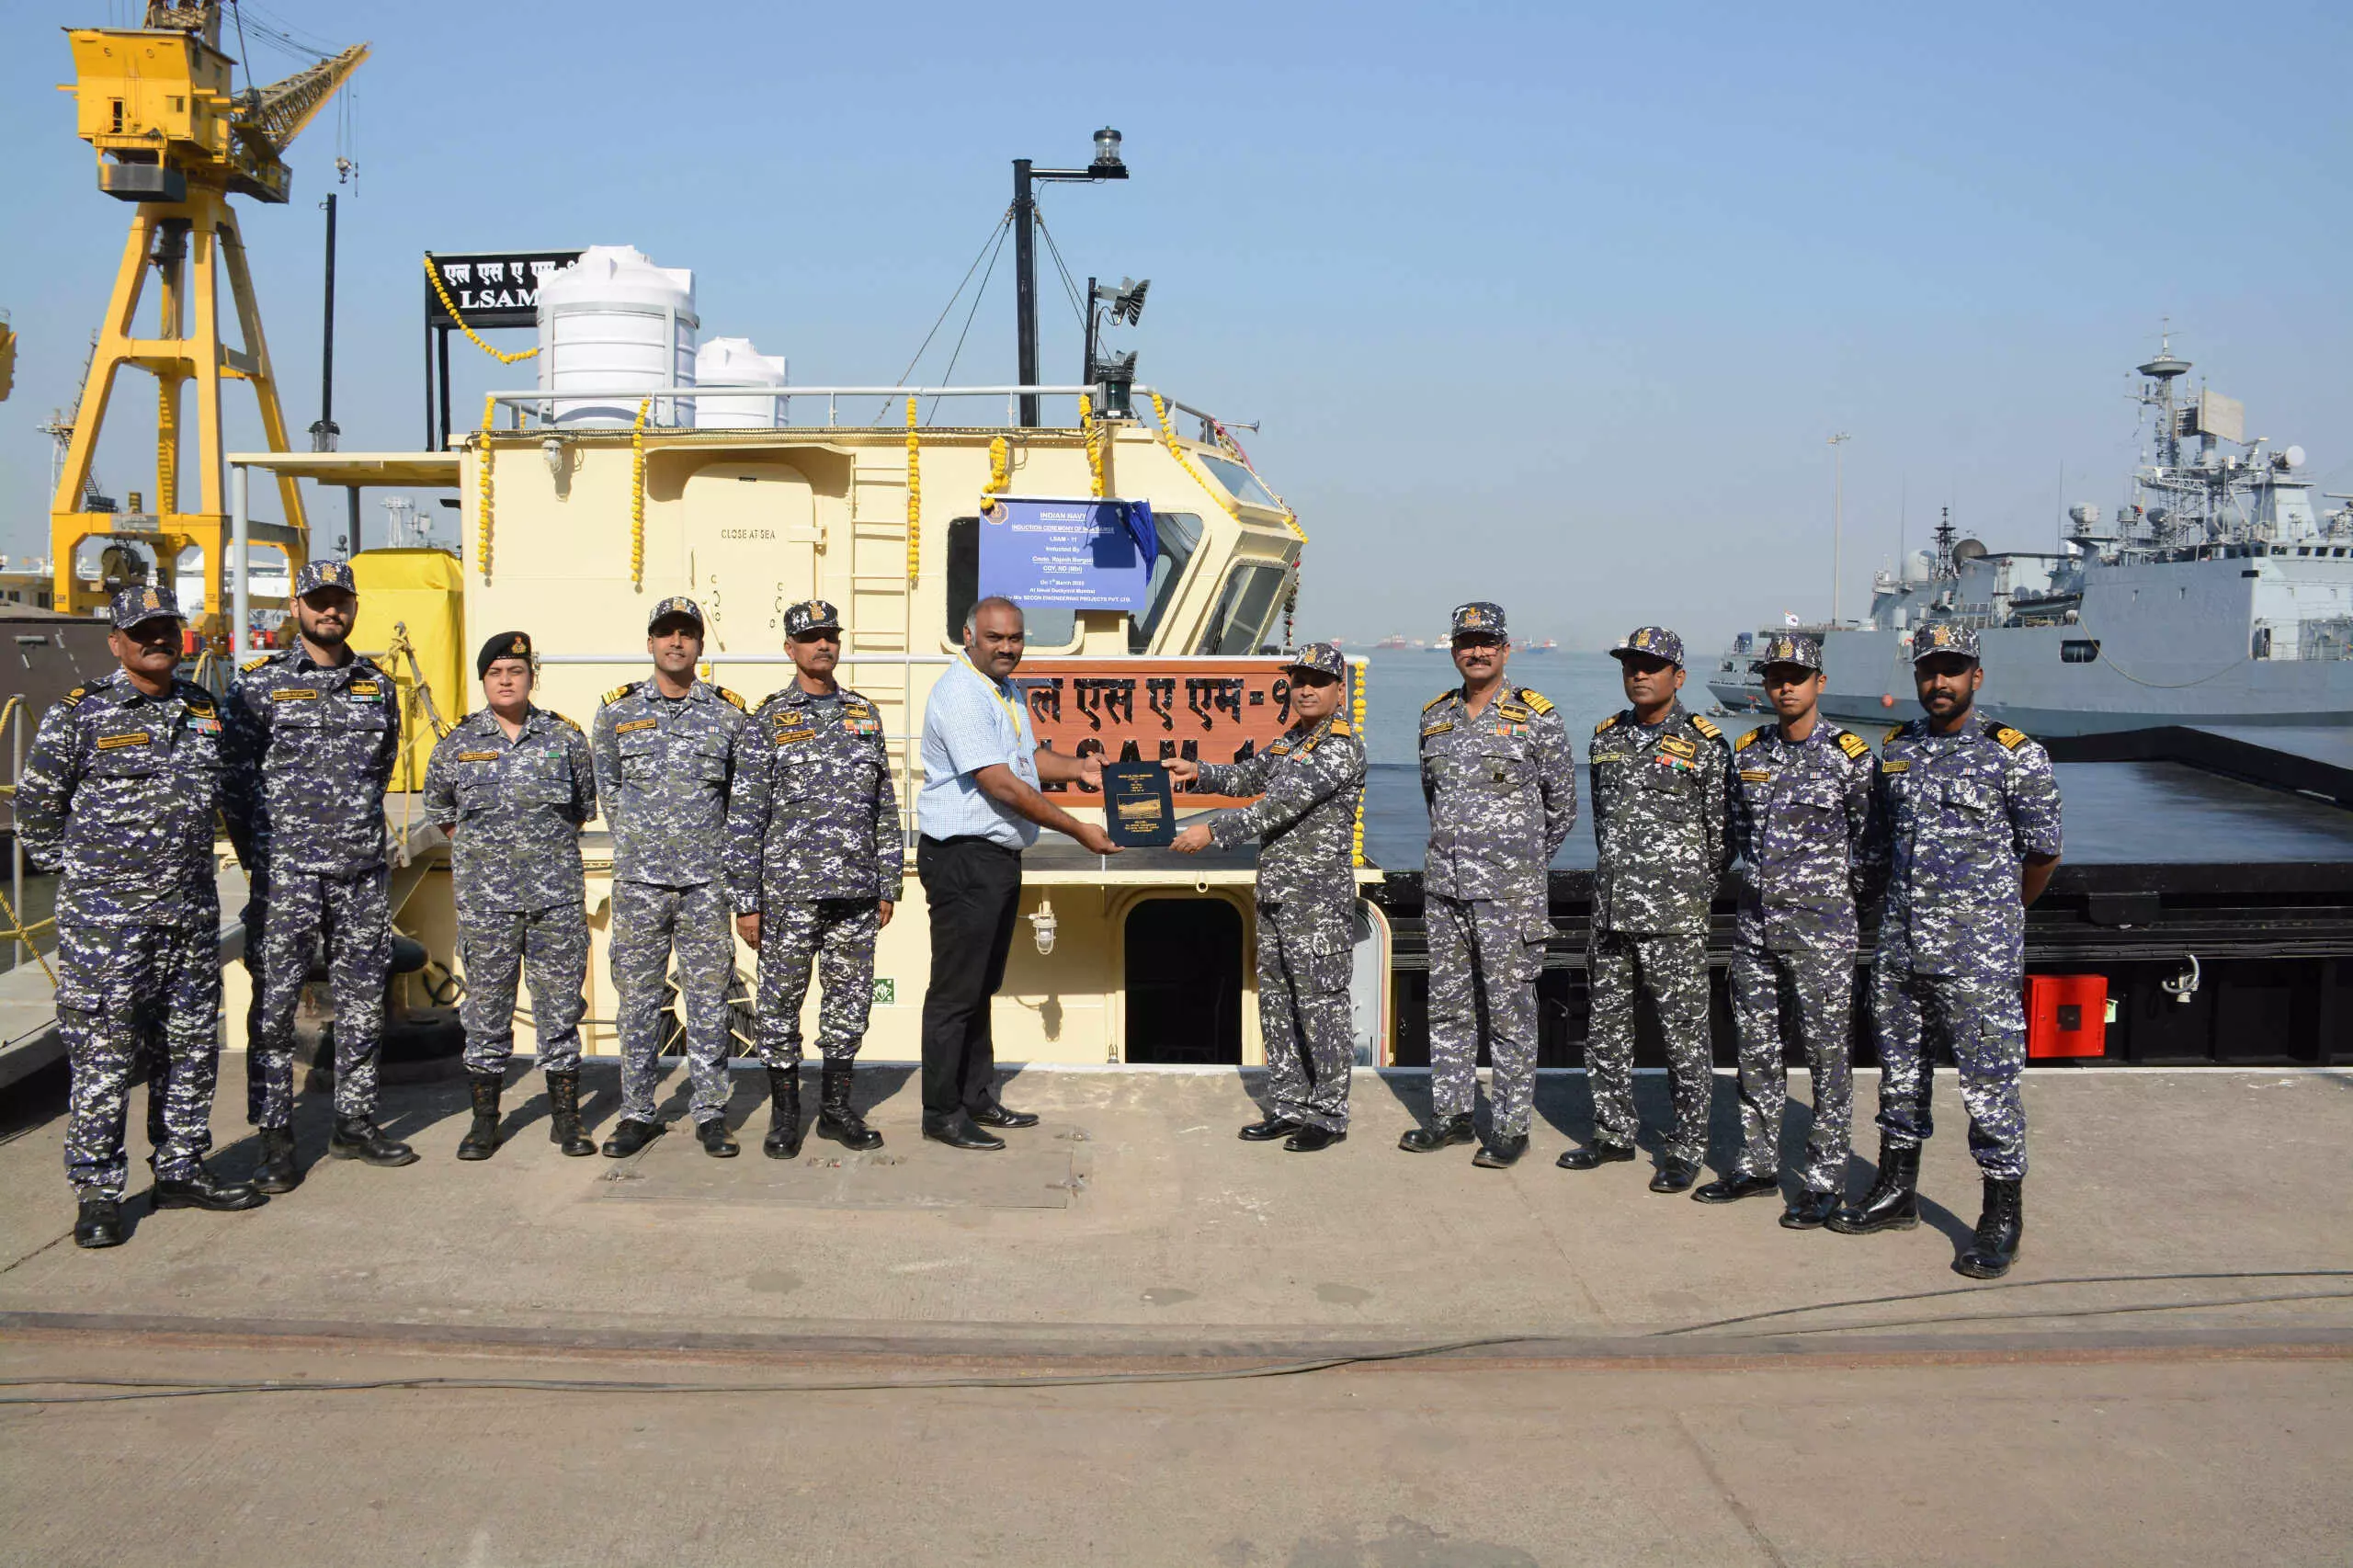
2025, 974, 2108, 1059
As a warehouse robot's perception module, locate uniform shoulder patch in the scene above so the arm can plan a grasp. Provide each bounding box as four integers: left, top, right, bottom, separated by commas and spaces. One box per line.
1421, 692, 1452, 713
601, 682, 637, 708
714, 685, 748, 712
1515, 687, 1555, 715
1837, 731, 1870, 760
1689, 714, 1722, 741
1593, 713, 1620, 735
1990, 721, 2029, 751
1884, 723, 1907, 745
240, 653, 275, 673
1733, 727, 1760, 753
56, 683, 94, 710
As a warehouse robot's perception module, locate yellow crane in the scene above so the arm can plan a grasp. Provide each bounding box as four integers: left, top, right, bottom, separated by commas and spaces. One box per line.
51, 2, 365, 628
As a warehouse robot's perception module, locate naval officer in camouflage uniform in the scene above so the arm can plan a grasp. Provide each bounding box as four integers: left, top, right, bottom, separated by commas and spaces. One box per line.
1562, 626, 1730, 1192
726, 600, 903, 1159
19, 585, 267, 1248
1699, 633, 1875, 1226
593, 596, 754, 1159
1403, 603, 1576, 1167
1831, 624, 2062, 1279
424, 631, 598, 1162
224, 558, 414, 1183
1170, 642, 1367, 1152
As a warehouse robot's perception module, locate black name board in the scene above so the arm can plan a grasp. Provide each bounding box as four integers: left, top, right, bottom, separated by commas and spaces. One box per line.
425, 249, 585, 329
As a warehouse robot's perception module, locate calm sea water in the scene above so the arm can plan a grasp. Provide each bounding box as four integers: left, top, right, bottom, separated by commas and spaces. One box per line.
1350, 650, 2353, 869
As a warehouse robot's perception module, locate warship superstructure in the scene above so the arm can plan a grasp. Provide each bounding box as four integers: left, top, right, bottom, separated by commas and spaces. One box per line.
1710, 341, 2353, 733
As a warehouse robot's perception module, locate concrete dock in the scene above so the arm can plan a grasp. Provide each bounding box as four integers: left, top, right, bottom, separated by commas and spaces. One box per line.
2, 1061, 2348, 1565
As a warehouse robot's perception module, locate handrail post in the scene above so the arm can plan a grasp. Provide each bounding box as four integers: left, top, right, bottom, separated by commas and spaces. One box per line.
10, 708, 21, 969
231, 463, 250, 657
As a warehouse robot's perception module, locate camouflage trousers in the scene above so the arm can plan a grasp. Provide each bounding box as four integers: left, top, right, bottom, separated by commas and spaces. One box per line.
1870, 959, 2029, 1180
610, 880, 736, 1124
459, 901, 590, 1076
1425, 892, 1547, 1138
755, 898, 881, 1068
1728, 939, 1855, 1193
1256, 897, 1356, 1132
59, 919, 221, 1199
244, 867, 391, 1127
1586, 929, 1713, 1165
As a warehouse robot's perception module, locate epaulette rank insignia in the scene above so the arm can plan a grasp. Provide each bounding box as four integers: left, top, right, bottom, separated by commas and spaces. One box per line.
241, 654, 274, 673
602, 683, 635, 708
58, 684, 92, 709
1837, 732, 1870, 760
1994, 725, 2029, 751
1516, 687, 1555, 715
1422, 692, 1451, 713
1689, 715, 1723, 741
551, 711, 582, 731
1733, 727, 1760, 753
1593, 714, 1620, 735
1884, 724, 1906, 745
715, 686, 747, 711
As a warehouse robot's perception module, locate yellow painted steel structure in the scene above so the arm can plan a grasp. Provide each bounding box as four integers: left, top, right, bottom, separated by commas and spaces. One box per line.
49, 5, 365, 628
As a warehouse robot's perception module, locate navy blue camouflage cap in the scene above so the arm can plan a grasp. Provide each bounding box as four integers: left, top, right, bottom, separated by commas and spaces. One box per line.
294, 558, 357, 597
1752, 632, 1823, 674
108, 582, 181, 630
1284, 641, 1348, 681
1610, 625, 1685, 667
784, 599, 842, 637
1449, 602, 1507, 640
1912, 622, 1981, 664
646, 595, 705, 632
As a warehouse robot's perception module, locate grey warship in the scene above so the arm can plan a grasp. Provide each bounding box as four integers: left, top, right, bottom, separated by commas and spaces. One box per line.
1709, 340, 2353, 734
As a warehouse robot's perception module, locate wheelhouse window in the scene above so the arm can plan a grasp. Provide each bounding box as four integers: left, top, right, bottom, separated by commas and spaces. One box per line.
2060, 639, 2099, 664
1194, 453, 1283, 511
1195, 562, 1289, 655
1129, 512, 1204, 653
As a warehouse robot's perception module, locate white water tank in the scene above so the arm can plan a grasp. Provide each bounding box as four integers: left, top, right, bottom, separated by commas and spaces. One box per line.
693, 337, 789, 429
537, 245, 698, 428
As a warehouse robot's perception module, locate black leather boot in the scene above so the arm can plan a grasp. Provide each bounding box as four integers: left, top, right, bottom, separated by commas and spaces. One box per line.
1557, 1142, 1637, 1171
1955, 1177, 2024, 1278
253, 1126, 301, 1194
1648, 1157, 1701, 1194
1398, 1114, 1475, 1153
1779, 1189, 1839, 1230
763, 1066, 805, 1160
1693, 1172, 1780, 1205
74, 1195, 124, 1248
329, 1116, 419, 1167
817, 1062, 883, 1151
697, 1118, 739, 1158
601, 1118, 665, 1158
1472, 1133, 1529, 1169
544, 1070, 596, 1157
153, 1162, 268, 1211
1283, 1125, 1347, 1153
455, 1073, 502, 1161
1827, 1139, 1920, 1234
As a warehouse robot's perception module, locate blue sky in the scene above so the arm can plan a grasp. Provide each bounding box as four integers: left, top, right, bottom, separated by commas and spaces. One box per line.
5, 0, 2347, 647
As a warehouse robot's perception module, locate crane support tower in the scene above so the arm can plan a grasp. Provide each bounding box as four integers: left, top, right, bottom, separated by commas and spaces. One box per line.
51, 2, 366, 627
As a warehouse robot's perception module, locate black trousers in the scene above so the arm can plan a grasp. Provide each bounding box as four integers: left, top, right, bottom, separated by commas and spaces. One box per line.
917, 835, 1023, 1123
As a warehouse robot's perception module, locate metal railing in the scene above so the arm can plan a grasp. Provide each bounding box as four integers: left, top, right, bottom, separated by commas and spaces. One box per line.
0, 698, 56, 981
477, 381, 1196, 432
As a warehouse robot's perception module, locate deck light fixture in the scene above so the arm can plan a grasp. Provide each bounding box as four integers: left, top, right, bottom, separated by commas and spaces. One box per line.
1091, 127, 1125, 173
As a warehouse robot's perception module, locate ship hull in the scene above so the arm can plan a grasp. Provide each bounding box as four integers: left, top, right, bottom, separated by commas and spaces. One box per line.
1709, 554, 2353, 735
